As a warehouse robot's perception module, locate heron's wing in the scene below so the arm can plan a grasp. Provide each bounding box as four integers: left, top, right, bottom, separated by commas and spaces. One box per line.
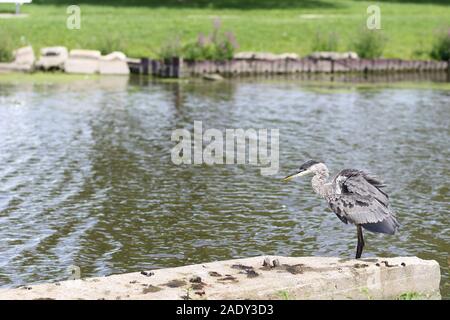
328, 169, 396, 226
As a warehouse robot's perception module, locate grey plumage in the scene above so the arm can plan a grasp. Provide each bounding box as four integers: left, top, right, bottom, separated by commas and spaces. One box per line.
283, 160, 400, 259
327, 169, 399, 235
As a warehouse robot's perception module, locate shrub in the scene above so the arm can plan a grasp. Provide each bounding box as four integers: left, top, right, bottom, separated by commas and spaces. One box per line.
159, 35, 183, 60
353, 30, 387, 59
430, 28, 450, 61
183, 31, 237, 61
183, 33, 217, 61
84, 34, 127, 55
0, 34, 14, 62
161, 18, 238, 61
216, 31, 238, 60
311, 30, 339, 52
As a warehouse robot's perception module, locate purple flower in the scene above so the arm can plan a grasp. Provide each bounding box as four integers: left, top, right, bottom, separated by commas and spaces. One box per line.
225, 31, 239, 49
198, 33, 207, 46
213, 17, 221, 31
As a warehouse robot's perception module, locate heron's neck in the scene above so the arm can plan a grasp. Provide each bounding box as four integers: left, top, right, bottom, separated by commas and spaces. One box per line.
311, 171, 330, 198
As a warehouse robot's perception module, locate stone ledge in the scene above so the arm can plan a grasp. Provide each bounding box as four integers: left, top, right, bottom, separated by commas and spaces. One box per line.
0, 256, 440, 300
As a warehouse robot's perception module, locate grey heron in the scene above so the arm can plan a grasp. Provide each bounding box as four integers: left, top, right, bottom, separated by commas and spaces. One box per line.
283, 160, 399, 259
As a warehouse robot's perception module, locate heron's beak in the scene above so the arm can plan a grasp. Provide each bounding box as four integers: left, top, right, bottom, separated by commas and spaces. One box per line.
283, 170, 309, 181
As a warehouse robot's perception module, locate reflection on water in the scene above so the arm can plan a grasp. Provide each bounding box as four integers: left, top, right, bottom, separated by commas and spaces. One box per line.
0, 74, 449, 298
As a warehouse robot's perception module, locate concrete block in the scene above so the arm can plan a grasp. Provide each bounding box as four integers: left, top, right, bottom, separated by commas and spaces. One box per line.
99, 51, 130, 75
0, 256, 440, 300
234, 51, 255, 60
64, 49, 101, 74
307, 51, 359, 60
13, 46, 35, 66
278, 53, 300, 60
36, 46, 68, 71
0, 46, 35, 72
253, 52, 279, 61
234, 52, 300, 61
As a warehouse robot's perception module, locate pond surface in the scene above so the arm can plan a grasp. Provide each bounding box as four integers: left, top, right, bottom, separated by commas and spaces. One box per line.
0, 75, 448, 298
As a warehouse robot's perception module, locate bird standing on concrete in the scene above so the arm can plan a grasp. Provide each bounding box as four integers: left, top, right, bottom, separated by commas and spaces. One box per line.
283, 160, 399, 259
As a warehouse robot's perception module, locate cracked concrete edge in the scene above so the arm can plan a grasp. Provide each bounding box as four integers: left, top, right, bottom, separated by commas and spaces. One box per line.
0, 256, 441, 300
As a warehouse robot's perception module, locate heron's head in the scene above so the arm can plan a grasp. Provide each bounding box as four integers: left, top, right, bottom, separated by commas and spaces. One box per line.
283, 160, 327, 181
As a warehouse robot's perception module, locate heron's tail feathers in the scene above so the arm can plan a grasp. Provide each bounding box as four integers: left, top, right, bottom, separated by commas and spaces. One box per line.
362, 215, 400, 235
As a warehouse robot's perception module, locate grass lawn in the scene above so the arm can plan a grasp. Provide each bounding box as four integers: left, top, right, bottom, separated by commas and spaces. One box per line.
0, 0, 449, 59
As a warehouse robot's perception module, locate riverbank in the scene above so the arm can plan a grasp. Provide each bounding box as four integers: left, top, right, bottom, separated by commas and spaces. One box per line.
0, 256, 441, 300
145, 57, 449, 78
2, 44, 449, 79
1, 1, 449, 59
1, 72, 450, 91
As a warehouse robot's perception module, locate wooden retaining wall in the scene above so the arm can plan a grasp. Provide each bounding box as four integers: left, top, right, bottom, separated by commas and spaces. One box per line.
128, 57, 450, 78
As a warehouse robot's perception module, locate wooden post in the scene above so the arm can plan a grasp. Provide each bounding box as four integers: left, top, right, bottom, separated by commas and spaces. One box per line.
141, 58, 149, 75
151, 60, 159, 76
447, 60, 450, 82
172, 57, 183, 78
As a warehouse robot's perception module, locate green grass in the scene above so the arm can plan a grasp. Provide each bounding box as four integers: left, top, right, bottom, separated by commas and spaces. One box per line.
397, 292, 425, 300
430, 28, 450, 60
353, 30, 387, 58
0, 1, 449, 59
276, 290, 292, 300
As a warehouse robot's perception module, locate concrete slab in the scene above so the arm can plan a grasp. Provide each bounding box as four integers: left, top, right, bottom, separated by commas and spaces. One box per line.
99, 51, 130, 75
0, 256, 440, 300
234, 52, 299, 61
14, 46, 35, 66
308, 51, 359, 60
64, 50, 101, 74
36, 46, 68, 71
0, 45, 35, 72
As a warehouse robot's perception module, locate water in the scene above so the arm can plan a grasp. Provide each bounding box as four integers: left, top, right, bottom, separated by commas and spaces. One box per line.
0, 75, 448, 298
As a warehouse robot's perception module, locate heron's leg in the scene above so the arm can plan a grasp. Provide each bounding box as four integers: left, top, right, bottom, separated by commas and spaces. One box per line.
356, 225, 365, 259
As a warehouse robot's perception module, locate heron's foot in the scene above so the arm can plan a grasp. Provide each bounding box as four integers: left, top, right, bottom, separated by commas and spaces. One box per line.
262, 258, 271, 267
262, 257, 281, 268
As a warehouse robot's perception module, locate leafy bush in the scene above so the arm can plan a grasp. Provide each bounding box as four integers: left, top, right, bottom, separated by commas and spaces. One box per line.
353, 30, 387, 59
160, 18, 238, 61
430, 28, 450, 61
183, 33, 217, 61
216, 31, 237, 60
159, 35, 183, 60
0, 33, 14, 62
311, 30, 339, 52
